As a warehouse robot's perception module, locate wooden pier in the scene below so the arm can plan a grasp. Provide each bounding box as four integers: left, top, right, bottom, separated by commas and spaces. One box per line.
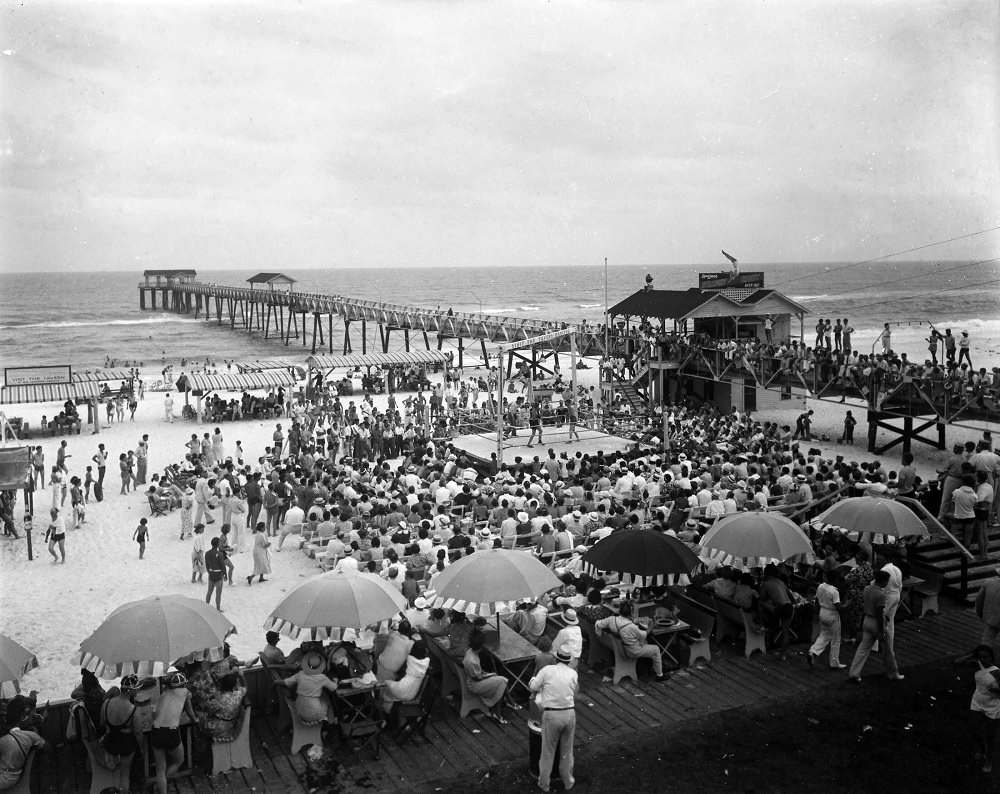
137, 271, 607, 371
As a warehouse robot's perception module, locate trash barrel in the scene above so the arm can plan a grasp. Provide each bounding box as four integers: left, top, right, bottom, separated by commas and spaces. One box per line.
528, 718, 561, 778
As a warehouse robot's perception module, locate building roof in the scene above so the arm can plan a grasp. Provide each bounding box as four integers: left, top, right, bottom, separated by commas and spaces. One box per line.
609, 287, 808, 321
306, 350, 449, 370
608, 288, 715, 319
247, 273, 298, 284
142, 269, 196, 277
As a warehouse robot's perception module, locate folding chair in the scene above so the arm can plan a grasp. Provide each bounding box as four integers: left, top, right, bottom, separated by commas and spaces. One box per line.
147, 494, 169, 518
396, 676, 438, 744
337, 687, 383, 759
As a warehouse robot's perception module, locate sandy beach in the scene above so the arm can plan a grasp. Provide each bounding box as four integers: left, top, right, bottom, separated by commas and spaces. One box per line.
0, 361, 990, 699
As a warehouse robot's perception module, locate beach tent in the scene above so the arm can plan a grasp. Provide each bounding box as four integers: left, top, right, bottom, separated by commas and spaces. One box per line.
306, 350, 449, 393
233, 359, 308, 378
185, 370, 301, 422
71, 368, 135, 383
0, 381, 100, 406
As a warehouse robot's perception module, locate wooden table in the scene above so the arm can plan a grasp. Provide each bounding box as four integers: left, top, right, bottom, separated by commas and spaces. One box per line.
440, 621, 540, 697
642, 618, 690, 668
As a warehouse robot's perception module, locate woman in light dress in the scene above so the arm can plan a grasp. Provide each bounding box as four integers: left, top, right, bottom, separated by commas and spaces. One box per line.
382, 640, 430, 708
247, 522, 271, 585
211, 428, 225, 466
462, 632, 509, 724
179, 487, 195, 540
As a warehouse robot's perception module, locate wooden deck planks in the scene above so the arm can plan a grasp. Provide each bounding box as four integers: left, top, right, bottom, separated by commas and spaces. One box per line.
44, 610, 982, 794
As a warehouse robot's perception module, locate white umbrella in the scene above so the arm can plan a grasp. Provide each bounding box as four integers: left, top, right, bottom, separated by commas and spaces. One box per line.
428, 548, 562, 616
264, 570, 408, 641
0, 634, 39, 698
815, 496, 930, 544
700, 512, 814, 568
72, 594, 236, 678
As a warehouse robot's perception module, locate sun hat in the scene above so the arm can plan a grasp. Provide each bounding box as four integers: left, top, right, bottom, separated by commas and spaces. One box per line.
313, 497, 324, 504
120, 674, 140, 691
478, 528, 492, 538
414, 596, 428, 609
563, 609, 579, 625
556, 648, 573, 663
517, 512, 529, 522
303, 651, 326, 674
685, 518, 699, 528
572, 510, 582, 518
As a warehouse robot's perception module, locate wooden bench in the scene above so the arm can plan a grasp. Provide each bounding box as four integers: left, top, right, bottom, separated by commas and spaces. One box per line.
211, 705, 253, 774
427, 638, 492, 718
7, 748, 37, 794
674, 600, 715, 665
713, 597, 766, 658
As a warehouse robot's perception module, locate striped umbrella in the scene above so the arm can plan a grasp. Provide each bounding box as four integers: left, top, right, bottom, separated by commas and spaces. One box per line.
264, 570, 408, 642
72, 594, 237, 678
428, 548, 562, 617
0, 634, 39, 698
700, 512, 814, 569
815, 496, 930, 545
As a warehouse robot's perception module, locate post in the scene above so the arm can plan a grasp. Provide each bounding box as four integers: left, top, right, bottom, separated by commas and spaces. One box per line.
24, 511, 32, 561
570, 331, 578, 414
496, 346, 505, 466
662, 410, 670, 458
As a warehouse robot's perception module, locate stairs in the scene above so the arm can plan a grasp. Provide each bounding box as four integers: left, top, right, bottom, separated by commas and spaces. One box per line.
614, 383, 647, 413
908, 517, 999, 602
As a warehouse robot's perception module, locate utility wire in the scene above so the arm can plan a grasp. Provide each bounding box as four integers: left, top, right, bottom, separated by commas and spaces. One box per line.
839, 277, 1000, 313
769, 226, 1000, 289
807, 256, 1000, 301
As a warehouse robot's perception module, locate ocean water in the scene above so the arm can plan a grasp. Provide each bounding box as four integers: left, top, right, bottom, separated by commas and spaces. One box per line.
0, 262, 997, 373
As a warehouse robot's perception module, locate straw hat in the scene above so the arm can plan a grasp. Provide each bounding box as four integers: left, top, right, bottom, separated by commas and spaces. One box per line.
517, 512, 529, 523
563, 609, 579, 625
478, 528, 492, 539
303, 651, 326, 674
556, 648, 573, 663
414, 596, 428, 609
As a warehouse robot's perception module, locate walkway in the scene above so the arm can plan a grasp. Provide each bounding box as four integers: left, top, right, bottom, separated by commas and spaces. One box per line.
31, 607, 979, 793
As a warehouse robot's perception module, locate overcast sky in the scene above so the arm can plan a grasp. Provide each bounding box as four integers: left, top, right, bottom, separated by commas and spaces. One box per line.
1, 1, 997, 272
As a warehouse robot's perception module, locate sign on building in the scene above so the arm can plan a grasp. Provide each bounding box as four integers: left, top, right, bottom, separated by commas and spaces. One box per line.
698, 272, 765, 291
4, 365, 73, 387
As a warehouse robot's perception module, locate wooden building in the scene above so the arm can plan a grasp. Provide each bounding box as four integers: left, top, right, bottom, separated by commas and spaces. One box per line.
247, 272, 297, 292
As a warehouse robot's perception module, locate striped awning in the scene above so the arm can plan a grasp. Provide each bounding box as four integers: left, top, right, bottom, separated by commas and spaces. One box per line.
186, 370, 300, 393
234, 360, 308, 377
72, 369, 134, 383
0, 381, 100, 405
306, 350, 448, 370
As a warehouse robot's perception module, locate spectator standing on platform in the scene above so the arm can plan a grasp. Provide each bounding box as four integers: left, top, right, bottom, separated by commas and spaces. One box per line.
959, 331, 973, 367
529, 648, 578, 793
840, 411, 857, 445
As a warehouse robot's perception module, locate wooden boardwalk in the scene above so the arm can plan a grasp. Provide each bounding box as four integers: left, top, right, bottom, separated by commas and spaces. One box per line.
26, 608, 981, 793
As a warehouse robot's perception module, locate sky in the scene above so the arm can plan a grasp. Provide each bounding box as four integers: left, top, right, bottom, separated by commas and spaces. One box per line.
1, 1, 998, 272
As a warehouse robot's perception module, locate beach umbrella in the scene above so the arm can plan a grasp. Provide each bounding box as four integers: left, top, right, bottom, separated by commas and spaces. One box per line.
72, 594, 237, 679
264, 570, 408, 642
0, 634, 39, 698
699, 512, 814, 568
428, 548, 562, 617
815, 496, 930, 544
582, 529, 701, 585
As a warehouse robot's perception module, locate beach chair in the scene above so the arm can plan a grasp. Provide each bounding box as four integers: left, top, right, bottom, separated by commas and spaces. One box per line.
211, 705, 253, 774
147, 493, 169, 518
582, 619, 613, 670
396, 676, 438, 744
287, 696, 327, 754
606, 635, 639, 685
84, 739, 127, 794
455, 664, 493, 718
337, 688, 382, 759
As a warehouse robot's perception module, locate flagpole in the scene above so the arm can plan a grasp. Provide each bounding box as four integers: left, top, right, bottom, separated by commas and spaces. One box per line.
603, 257, 609, 415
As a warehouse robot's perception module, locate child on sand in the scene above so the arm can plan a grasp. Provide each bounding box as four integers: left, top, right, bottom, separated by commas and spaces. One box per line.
45, 507, 66, 564
133, 518, 149, 559
84, 466, 94, 503
191, 524, 206, 583
70, 476, 86, 527
840, 411, 857, 445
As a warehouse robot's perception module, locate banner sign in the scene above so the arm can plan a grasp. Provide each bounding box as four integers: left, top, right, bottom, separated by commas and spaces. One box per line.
698, 272, 764, 291
0, 447, 31, 490
499, 327, 576, 352
5, 365, 73, 387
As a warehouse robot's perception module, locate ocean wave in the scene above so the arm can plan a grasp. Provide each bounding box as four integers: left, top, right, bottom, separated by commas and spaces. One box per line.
519, 306, 540, 311
0, 316, 201, 330
578, 303, 602, 309
788, 294, 830, 302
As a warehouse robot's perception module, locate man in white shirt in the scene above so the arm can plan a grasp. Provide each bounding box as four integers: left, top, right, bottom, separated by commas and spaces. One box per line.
528, 649, 578, 793
551, 609, 583, 669
880, 552, 905, 681
807, 570, 847, 669
275, 503, 306, 552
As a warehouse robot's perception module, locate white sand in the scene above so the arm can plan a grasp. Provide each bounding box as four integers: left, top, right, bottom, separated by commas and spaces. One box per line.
0, 360, 989, 698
